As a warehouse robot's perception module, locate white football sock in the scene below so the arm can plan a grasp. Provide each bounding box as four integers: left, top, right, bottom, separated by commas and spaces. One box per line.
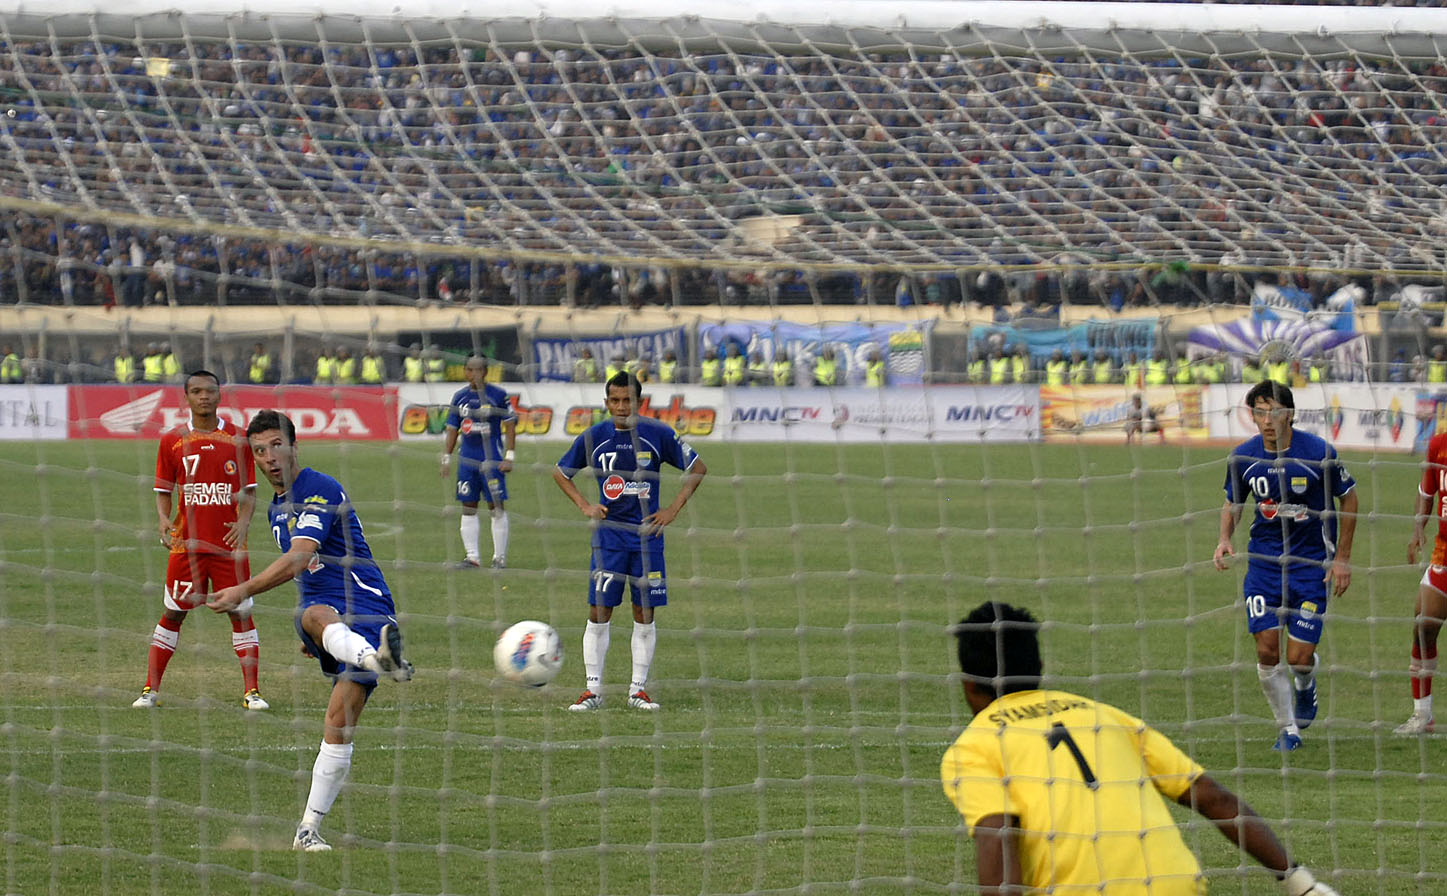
321, 622, 376, 668
1291, 652, 1319, 691
630, 622, 657, 693
1258, 663, 1298, 734
300, 741, 353, 831
459, 513, 480, 562
490, 508, 509, 563
583, 620, 610, 691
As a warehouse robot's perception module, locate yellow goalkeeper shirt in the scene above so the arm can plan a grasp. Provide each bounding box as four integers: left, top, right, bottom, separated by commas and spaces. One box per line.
941, 689, 1205, 895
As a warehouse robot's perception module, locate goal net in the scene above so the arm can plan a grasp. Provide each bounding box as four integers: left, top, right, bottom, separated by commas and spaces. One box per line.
1, 1, 1444, 893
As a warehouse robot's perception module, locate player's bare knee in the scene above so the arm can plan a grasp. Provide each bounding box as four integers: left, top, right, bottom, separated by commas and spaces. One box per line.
461, 503, 479, 516
299, 604, 341, 638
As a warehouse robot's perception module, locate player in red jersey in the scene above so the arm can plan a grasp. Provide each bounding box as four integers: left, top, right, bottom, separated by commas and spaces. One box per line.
1399, 431, 1447, 734
132, 370, 266, 709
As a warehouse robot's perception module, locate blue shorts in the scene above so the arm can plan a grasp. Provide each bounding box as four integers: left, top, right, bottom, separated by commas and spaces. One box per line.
1241, 563, 1328, 644
456, 455, 507, 506
295, 605, 398, 693
589, 545, 668, 608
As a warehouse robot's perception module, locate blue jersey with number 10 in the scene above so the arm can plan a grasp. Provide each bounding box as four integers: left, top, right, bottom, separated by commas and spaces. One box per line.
556, 417, 700, 551
1223, 429, 1355, 570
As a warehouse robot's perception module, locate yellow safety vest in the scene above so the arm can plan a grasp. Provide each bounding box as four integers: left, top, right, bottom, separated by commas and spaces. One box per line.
967, 359, 985, 383
1044, 360, 1067, 386
1069, 361, 1090, 385
249, 353, 270, 383
1173, 364, 1193, 385
814, 358, 837, 386
866, 360, 885, 387
605, 363, 624, 381
114, 355, 136, 383
1011, 356, 1028, 383
1122, 362, 1144, 388
989, 358, 1010, 385
403, 357, 424, 382
723, 355, 746, 386
361, 356, 385, 383
1241, 364, 1264, 384
315, 357, 335, 383
658, 360, 677, 383
700, 359, 721, 386
143, 355, 165, 382
1265, 360, 1291, 385
773, 361, 792, 387
1309, 365, 1326, 383
1428, 360, 1447, 384
1145, 359, 1169, 385
335, 358, 357, 384
1093, 361, 1113, 384
424, 358, 446, 382
162, 354, 180, 380
0, 352, 21, 383
748, 361, 767, 385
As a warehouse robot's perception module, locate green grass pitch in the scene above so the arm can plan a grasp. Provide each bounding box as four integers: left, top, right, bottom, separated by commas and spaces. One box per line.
0, 437, 1441, 895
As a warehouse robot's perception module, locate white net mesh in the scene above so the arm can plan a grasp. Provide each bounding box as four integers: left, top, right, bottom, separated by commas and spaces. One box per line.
3, 3, 1447, 895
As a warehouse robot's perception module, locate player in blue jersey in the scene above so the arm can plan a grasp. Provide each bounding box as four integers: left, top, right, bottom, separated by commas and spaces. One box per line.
1214, 382, 1358, 752
553, 371, 708, 711
440, 356, 517, 569
207, 410, 413, 853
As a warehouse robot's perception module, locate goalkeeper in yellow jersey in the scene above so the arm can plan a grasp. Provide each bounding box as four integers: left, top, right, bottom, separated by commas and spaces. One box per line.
941, 601, 1339, 896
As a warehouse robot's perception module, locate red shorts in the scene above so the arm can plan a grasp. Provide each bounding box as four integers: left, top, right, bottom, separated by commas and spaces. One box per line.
1422, 564, 1447, 597
164, 551, 251, 611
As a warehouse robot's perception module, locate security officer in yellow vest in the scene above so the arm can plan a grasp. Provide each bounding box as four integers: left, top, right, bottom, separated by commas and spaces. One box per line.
142, 342, 165, 383
658, 350, 679, 384
314, 346, 337, 384
814, 347, 840, 386
113, 347, 137, 383
1307, 355, 1329, 384
1092, 349, 1114, 384
573, 347, 599, 383
1240, 355, 1264, 384
403, 344, 425, 383
1145, 349, 1170, 386
747, 350, 768, 386
966, 351, 985, 384
334, 347, 358, 385
605, 354, 626, 382
1044, 349, 1068, 386
1264, 353, 1291, 386
1171, 353, 1193, 385
1068, 350, 1090, 386
360, 346, 386, 384
1010, 345, 1030, 384
722, 343, 747, 387
1121, 351, 1145, 389
700, 349, 722, 386
248, 342, 272, 384
1429, 345, 1447, 384
424, 348, 447, 382
633, 355, 652, 383
773, 351, 793, 387
987, 348, 1010, 385
1191, 353, 1217, 385
159, 342, 180, 383
0, 344, 21, 383
866, 349, 886, 387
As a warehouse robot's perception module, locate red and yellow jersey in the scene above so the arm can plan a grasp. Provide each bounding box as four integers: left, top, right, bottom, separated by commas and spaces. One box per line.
941, 689, 1205, 895
154, 420, 255, 555
1423, 433, 1447, 567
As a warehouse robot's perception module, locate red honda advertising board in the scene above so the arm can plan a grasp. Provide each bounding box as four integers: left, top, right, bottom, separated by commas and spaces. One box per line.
70, 385, 399, 440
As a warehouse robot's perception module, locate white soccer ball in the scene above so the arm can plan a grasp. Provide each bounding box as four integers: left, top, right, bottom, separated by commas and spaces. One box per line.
493, 620, 563, 687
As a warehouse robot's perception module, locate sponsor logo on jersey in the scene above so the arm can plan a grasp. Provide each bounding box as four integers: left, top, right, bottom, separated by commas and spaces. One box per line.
181, 481, 235, 506
460, 418, 475, 435
601, 474, 650, 501
296, 511, 324, 532
1259, 499, 1309, 522
303, 495, 329, 504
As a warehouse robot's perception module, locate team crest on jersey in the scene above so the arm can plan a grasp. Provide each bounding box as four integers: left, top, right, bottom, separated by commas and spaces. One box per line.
1290, 476, 1307, 494
602, 474, 650, 501
1300, 601, 1319, 621
225, 460, 238, 476
303, 494, 328, 504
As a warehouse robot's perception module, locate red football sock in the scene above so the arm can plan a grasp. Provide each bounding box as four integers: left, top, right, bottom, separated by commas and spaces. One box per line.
145, 615, 184, 690
231, 617, 260, 693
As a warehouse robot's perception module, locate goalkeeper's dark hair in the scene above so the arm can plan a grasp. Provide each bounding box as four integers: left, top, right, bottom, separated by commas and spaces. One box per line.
605, 370, 643, 400
953, 601, 1044, 698
246, 409, 297, 444
1245, 380, 1294, 411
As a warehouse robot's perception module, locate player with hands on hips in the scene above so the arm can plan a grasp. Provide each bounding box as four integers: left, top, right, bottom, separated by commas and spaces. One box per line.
1214, 381, 1357, 752
553, 371, 707, 711
440, 356, 517, 569
133, 369, 264, 711
206, 410, 413, 853
942, 601, 1341, 896
1396, 428, 1447, 734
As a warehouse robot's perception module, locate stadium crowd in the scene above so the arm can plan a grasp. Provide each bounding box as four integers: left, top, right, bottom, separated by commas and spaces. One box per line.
0, 36, 1445, 308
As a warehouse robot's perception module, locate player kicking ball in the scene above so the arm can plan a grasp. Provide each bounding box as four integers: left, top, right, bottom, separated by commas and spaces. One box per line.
207, 410, 413, 852
1214, 382, 1357, 752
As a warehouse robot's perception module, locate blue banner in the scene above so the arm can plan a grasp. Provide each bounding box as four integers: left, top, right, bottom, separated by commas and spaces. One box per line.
967, 319, 1156, 364
1186, 317, 1369, 381
1251, 283, 1358, 333
697, 321, 932, 386
532, 328, 686, 382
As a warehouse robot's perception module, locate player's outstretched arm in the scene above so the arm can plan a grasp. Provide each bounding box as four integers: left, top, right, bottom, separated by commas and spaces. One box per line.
206, 537, 319, 612
1180, 774, 1339, 895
